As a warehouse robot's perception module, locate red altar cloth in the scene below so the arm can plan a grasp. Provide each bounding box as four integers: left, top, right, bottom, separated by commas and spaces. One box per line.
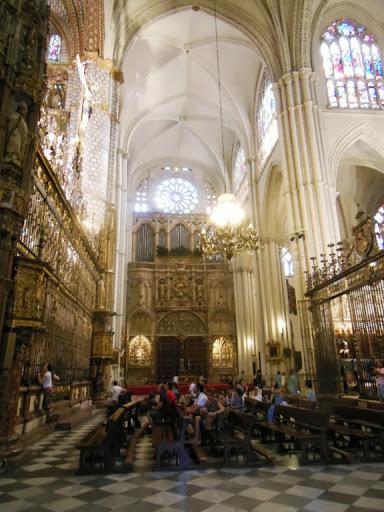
128, 383, 230, 395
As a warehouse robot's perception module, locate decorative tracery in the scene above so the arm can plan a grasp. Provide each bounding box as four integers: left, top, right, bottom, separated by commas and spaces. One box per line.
321, 19, 384, 109
257, 80, 278, 167
233, 146, 247, 196
154, 177, 199, 214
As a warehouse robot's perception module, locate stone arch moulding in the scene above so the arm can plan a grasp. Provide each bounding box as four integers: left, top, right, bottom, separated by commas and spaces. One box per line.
112, 0, 282, 81
156, 311, 206, 336
328, 121, 384, 188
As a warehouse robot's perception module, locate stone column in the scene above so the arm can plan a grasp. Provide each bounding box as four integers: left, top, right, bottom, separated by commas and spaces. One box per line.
276, 69, 340, 282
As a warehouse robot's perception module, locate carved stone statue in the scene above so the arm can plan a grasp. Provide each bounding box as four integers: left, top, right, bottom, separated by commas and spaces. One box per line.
4, 102, 29, 166
158, 278, 166, 300
195, 279, 204, 300
97, 277, 106, 309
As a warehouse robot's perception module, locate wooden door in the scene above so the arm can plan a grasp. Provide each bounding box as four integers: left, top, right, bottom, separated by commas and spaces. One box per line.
156, 337, 180, 382
184, 337, 207, 376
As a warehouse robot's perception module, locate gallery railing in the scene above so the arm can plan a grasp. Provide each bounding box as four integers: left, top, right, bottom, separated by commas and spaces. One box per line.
305, 221, 384, 399
15, 147, 100, 385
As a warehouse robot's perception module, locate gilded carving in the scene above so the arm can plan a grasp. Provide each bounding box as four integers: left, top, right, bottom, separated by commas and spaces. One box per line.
127, 335, 151, 367
4, 103, 29, 167
157, 311, 205, 336
212, 337, 233, 368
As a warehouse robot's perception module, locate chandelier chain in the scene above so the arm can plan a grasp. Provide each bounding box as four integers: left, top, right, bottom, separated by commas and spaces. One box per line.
214, 1, 226, 180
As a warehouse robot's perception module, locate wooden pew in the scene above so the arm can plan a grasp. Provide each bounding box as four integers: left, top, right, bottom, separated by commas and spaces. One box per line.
210, 410, 265, 467
325, 405, 384, 461
77, 397, 144, 474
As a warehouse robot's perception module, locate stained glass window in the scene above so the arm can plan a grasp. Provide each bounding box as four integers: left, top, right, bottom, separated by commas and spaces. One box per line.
321, 19, 384, 109
134, 177, 149, 212
48, 34, 62, 62
233, 146, 246, 195
154, 177, 199, 214
258, 80, 278, 167
374, 205, 384, 250
205, 181, 217, 214
281, 247, 294, 277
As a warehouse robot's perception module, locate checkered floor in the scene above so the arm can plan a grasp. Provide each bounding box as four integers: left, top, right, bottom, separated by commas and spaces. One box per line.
1, 414, 384, 512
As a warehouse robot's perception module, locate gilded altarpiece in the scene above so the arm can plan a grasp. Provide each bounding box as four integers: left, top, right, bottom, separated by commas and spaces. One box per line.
126, 213, 236, 383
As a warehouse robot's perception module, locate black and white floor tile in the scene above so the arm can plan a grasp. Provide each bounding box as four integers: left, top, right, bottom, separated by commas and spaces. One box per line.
1, 413, 384, 511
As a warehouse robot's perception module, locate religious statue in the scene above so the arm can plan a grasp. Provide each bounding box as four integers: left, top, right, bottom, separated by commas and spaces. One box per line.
158, 278, 166, 300
195, 279, 204, 300
4, 102, 29, 166
75, 55, 93, 137
97, 277, 106, 309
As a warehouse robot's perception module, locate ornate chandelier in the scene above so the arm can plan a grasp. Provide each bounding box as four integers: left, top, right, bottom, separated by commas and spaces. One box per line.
200, 194, 258, 261
199, 6, 258, 262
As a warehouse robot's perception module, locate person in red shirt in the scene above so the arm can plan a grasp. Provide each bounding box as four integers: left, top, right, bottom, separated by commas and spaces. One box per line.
166, 382, 177, 404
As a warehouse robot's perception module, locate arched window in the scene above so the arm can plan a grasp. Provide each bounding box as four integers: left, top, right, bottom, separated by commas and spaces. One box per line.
321, 19, 384, 109
134, 177, 149, 212
48, 34, 62, 62
205, 181, 217, 214
257, 80, 278, 167
374, 205, 384, 249
233, 146, 247, 195
281, 247, 294, 277
154, 177, 199, 214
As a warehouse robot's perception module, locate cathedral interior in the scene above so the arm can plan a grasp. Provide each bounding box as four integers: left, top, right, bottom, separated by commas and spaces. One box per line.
1, 0, 384, 510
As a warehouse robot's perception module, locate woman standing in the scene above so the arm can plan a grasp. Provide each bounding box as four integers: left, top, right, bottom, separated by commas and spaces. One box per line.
38, 363, 60, 423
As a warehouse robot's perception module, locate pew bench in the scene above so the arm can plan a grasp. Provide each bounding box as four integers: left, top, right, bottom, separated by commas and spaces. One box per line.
210, 410, 265, 467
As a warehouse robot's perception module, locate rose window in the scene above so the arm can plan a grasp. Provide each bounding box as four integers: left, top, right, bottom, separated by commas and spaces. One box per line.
154, 177, 199, 214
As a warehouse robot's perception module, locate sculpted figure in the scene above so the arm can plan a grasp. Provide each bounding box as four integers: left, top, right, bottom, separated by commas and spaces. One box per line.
4, 102, 29, 166
97, 277, 106, 309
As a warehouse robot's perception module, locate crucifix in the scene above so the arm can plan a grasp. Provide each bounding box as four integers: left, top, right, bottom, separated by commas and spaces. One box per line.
75, 54, 93, 142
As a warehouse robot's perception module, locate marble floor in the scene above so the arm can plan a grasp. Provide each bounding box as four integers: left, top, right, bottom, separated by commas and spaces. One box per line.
1, 413, 384, 512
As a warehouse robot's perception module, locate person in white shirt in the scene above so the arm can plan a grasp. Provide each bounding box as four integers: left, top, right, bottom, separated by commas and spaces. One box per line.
184, 384, 208, 444
111, 381, 124, 403
186, 383, 207, 414
38, 363, 60, 423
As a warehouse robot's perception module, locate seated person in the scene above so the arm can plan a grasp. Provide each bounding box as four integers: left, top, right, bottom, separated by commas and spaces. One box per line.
272, 383, 285, 406
253, 386, 263, 401
180, 382, 198, 406
183, 383, 208, 444
172, 382, 180, 400
201, 390, 224, 431
305, 380, 317, 401
229, 388, 244, 410
166, 382, 177, 404
148, 384, 170, 425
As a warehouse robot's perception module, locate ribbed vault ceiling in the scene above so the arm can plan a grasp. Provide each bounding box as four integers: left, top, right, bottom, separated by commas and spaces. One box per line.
118, 8, 265, 191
